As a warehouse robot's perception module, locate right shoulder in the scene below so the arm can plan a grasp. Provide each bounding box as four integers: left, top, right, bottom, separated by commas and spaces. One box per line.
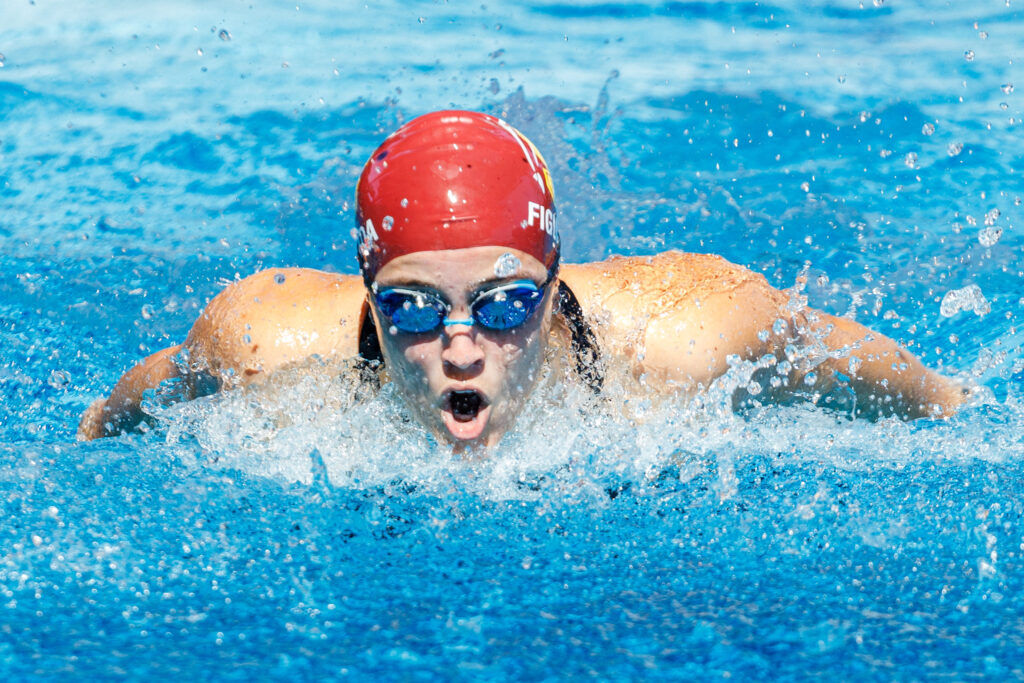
185, 268, 368, 381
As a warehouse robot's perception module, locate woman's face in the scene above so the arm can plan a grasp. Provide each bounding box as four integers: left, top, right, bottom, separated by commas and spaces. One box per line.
369, 246, 556, 448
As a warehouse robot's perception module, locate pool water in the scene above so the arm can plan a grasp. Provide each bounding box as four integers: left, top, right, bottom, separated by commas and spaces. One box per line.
3, 0, 1024, 678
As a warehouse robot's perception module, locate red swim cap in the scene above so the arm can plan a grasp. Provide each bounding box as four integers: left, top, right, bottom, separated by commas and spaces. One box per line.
356, 110, 559, 283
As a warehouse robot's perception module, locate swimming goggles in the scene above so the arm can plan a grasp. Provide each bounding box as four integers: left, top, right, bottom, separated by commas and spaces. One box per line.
374, 277, 551, 334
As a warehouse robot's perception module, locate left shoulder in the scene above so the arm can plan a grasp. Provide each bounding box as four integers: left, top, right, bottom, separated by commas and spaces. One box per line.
560, 251, 788, 388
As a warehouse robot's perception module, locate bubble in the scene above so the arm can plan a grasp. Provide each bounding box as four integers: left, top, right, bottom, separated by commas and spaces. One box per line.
904, 152, 918, 168
489, 78, 500, 95
218, 29, 231, 41
493, 252, 521, 278
388, 325, 399, 336
1002, 83, 1014, 94
848, 356, 863, 374
964, 50, 975, 61
48, 369, 71, 389
197, 48, 204, 56
837, 74, 847, 84
141, 303, 155, 319
940, 285, 990, 317
978, 226, 1003, 247
921, 122, 935, 136
947, 142, 964, 157
382, 215, 394, 231
274, 273, 286, 284
757, 329, 770, 342
400, 198, 409, 208
242, 334, 252, 345
746, 380, 763, 396
772, 319, 787, 336
803, 372, 817, 386
1000, 102, 1009, 110
984, 208, 1000, 226
0, 53, 5, 68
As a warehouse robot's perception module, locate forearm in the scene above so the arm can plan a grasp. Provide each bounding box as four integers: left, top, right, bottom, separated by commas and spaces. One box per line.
808, 313, 966, 419
77, 345, 184, 440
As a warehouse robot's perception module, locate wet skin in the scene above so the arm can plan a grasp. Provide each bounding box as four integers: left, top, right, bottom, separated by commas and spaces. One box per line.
78, 251, 968, 442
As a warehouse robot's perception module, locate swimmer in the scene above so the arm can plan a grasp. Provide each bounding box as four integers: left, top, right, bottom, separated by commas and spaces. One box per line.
78, 110, 967, 445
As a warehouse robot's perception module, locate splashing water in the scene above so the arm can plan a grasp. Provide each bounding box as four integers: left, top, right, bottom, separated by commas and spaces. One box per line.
493, 252, 521, 278
4, 0, 1024, 677
940, 285, 991, 317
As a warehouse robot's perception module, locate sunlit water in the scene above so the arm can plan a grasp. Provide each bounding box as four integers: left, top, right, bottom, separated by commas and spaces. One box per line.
2, 0, 1024, 678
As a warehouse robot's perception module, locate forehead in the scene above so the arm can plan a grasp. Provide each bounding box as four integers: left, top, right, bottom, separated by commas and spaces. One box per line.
373, 246, 546, 289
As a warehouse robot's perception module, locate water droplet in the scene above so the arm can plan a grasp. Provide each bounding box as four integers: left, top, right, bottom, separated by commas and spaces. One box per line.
417, 16, 425, 23
218, 29, 231, 41
978, 226, 1003, 246
921, 122, 935, 136
1002, 83, 1014, 94
141, 303, 155, 319
872, 0, 883, 6
274, 273, 286, 284
940, 284, 990, 317
382, 215, 394, 231
947, 142, 964, 157
979, 31, 989, 40
964, 50, 975, 61
904, 152, 918, 168
48, 369, 71, 389
493, 252, 521, 278
242, 334, 252, 344
400, 197, 409, 208
949, 334, 959, 345
197, 47, 204, 56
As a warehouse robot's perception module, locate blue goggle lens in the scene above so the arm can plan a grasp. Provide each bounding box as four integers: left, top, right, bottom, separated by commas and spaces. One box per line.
376, 290, 447, 333
375, 280, 544, 333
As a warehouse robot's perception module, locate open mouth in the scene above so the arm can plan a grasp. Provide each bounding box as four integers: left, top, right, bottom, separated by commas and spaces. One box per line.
440, 388, 492, 442
447, 389, 486, 422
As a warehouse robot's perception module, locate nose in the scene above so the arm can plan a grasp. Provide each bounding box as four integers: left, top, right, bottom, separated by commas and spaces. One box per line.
441, 325, 485, 377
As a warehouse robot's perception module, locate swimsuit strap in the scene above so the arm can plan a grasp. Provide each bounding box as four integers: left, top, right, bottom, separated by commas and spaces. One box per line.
356, 283, 604, 393
557, 281, 604, 393
357, 302, 384, 366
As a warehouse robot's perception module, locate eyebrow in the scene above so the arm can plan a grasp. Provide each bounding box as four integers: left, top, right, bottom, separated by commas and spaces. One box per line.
376, 276, 539, 299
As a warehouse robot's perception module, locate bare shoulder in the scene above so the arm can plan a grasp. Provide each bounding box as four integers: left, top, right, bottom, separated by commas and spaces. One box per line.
186, 268, 368, 381
560, 251, 788, 387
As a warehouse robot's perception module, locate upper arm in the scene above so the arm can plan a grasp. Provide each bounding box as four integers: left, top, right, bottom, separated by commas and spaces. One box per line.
804, 312, 966, 418
77, 344, 184, 440
564, 252, 965, 419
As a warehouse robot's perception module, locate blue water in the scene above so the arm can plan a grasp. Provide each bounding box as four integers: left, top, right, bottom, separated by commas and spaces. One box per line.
3, 0, 1024, 678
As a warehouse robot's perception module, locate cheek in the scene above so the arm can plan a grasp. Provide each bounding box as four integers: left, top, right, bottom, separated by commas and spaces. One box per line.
377, 331, 436, 376
399, 340, 439, 371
